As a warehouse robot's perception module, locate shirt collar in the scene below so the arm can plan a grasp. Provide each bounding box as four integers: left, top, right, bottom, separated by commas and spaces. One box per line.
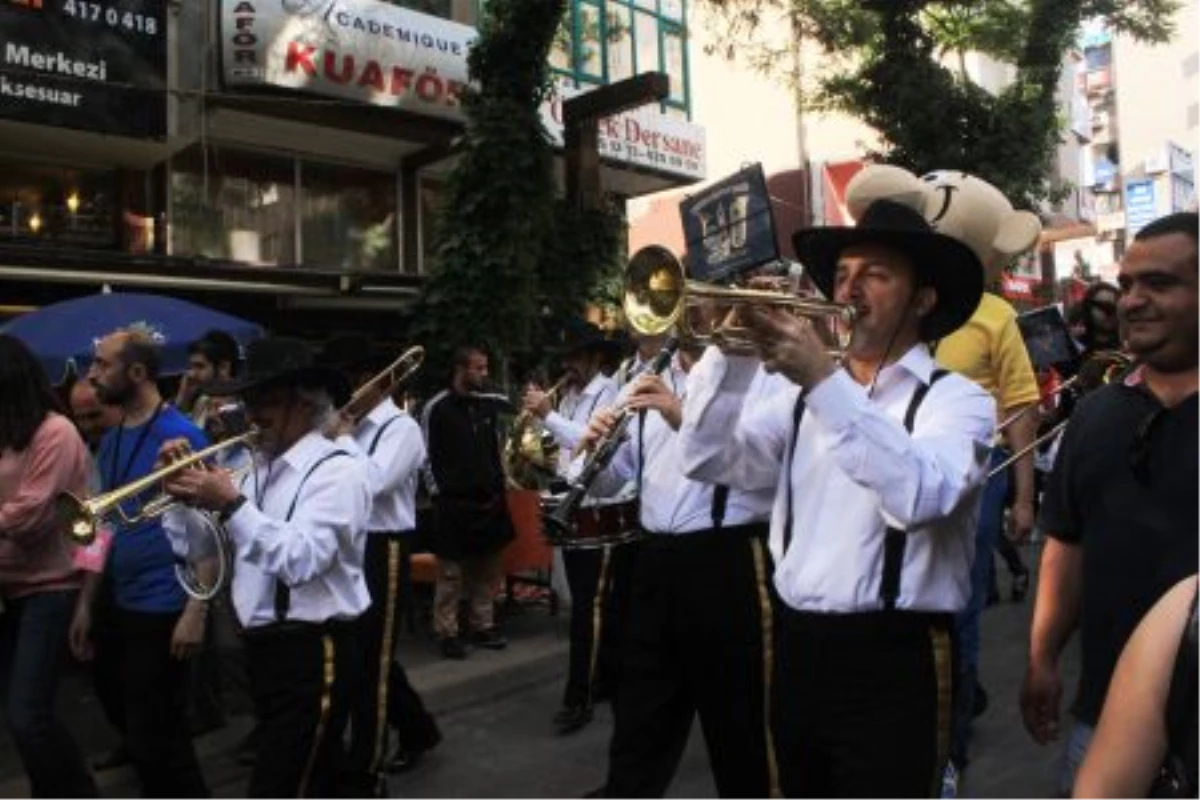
580, 372, 610, 398
364, 396, 400, 426
858, 343, 936, 391
267, 430, 334, 475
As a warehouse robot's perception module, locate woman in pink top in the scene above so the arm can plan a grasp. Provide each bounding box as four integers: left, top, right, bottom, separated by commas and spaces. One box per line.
0, 335, 98, 797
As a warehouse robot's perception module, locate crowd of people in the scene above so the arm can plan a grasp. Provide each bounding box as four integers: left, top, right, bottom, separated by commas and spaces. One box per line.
0, 183, 1193, 800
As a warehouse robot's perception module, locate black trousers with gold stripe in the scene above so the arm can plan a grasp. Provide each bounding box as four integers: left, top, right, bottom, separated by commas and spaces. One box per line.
346, 532, 439, 793
773, 609, 955, 798
244, 621, 359, 799
605, 524, 779, 798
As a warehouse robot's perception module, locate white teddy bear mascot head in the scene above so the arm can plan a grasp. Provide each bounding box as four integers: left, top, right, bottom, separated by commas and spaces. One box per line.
845, 165, 1042, 287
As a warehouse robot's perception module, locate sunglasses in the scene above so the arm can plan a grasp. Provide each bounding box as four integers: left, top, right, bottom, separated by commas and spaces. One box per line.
1129, 407, 1166, 486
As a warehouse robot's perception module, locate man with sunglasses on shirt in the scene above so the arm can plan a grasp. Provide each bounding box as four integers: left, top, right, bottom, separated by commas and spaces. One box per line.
1021, 212, 1199, 797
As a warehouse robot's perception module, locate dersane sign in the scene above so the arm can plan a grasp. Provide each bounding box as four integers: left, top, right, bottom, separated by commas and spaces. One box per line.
0, 0, 166, 137
222, 0, 474, 121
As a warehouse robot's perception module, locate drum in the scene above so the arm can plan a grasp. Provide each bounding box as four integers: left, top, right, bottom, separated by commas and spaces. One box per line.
504, 489, 553, 573
539, 493, 641, 550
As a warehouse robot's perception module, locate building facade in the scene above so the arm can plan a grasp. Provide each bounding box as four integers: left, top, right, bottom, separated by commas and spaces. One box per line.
0, 0, 704, 338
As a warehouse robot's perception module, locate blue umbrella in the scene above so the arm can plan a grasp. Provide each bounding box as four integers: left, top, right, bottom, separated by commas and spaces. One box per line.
2, 291, 265, 384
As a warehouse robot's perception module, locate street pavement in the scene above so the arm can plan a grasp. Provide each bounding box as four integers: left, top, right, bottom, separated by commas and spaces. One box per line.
0, 541, 1080, 798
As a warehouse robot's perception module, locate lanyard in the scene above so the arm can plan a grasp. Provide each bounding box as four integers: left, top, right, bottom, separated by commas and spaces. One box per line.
107, 401, 165, 491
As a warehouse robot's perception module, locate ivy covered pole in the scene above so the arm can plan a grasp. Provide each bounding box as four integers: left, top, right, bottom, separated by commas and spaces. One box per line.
411, 0, 629, 392
410, 0, 566, 390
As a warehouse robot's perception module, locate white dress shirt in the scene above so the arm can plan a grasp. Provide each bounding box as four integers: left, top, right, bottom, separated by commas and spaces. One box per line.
572, 360, 774, 534
680, 344, 996, 613
165, 430, 372, 629
543, 372, 620, 471
338, 397, 426, 533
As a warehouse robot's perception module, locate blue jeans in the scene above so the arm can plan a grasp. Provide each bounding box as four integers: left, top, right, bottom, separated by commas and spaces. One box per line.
950, 449, 1009, 766
0, 589, 98, 797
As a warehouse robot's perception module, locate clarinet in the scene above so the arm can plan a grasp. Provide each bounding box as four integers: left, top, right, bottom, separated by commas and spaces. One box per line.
542, 337, 679, 544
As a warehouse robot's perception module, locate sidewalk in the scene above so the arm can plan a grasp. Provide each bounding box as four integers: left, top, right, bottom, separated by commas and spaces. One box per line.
0, 596, 571, 799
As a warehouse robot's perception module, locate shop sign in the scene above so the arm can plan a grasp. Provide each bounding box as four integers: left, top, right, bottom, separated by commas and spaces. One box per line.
541, 84, 706, 182
222, 0, 473, 121
1124, 179, 1158, 236
221, 0, 706, 181
0, 0, 166, 137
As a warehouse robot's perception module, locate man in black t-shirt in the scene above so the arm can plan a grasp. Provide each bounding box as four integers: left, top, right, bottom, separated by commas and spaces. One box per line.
1021, 212, 1199, 796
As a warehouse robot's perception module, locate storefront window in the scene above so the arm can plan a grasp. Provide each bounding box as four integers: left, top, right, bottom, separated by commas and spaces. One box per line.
301, 163, 397, 271
0, 161, 117, 248
663, 24, 686, 104
172, 147, 296, 265
419, 176, 447, 271
606, 2, 634, 82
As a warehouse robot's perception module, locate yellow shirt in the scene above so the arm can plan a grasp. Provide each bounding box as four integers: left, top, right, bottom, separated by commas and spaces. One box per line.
935, 292, 1040, 416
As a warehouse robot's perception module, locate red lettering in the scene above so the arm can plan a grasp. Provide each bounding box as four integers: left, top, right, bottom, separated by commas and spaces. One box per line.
624, 118, 641, 141
390, 67, 414, 95
323, 51, 355, 84
285, 42, 315, 76
357, 60, 384, 91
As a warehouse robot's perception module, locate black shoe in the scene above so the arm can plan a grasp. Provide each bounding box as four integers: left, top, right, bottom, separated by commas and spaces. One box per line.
470, 628, 508, 650
387, 745, 427, 774
235, 730, 258, 767
553, 704, 594, 735
972, 682, 989, 718
92, 743, 130, 771
1011, 568, 1030, 602
440, 636, 468, 660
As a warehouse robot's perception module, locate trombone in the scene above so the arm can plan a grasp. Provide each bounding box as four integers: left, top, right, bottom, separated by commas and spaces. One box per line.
623, 245, 856, 356
337, 346, 424, 425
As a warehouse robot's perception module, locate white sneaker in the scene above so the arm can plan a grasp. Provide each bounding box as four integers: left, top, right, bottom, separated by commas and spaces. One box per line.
940, 762, 960, 798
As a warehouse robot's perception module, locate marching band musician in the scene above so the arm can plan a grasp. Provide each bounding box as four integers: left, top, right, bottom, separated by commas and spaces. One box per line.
573, 340, 779, 798
159, 337, 371, 799
678, 199, 995, 797
321, 335, 441, 792
521, 321, 621, 735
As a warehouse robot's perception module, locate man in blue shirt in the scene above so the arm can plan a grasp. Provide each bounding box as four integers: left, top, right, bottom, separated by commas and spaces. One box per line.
71, 326, 211, 797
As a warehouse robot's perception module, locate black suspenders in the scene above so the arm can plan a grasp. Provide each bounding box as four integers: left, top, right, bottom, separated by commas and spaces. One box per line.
368, 416, 402, 456
273, 450, 351, 623
779, 369, 949, 610
880, 369, 948, 610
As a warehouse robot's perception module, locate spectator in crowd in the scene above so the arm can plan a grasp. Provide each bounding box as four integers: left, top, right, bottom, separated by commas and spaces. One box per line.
68, 379, 121, 454
0, 335, 99, 798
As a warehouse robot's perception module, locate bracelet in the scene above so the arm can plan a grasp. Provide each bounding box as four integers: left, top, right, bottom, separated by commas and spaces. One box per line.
218, 494, 247, 523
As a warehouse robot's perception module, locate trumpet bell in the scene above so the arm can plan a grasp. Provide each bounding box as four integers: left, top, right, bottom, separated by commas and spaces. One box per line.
622, 245, 855, 355
56, 492, 98, 546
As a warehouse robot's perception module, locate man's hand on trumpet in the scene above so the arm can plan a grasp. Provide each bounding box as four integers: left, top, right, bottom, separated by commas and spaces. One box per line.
741, 305, 838, 391
156, 439, 240, 512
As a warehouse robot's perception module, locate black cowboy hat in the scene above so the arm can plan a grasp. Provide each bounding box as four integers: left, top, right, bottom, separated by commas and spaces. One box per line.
550, 319, 624, 357
792, 199, 985, 341
203, 336, 349, 401
319, 333, 393, 375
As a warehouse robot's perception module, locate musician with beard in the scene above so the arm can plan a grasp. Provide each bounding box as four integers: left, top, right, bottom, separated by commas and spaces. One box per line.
522, 321, 623, 734
160, 336, 372, 798
70, 326, 210, 798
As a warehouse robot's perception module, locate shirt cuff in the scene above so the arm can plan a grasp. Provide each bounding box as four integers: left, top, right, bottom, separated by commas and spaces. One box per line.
225, 500, 260, 551
803, 369, 869, 434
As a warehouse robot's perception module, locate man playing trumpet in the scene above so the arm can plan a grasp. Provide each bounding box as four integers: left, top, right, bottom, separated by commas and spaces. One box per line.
159, 336, 371, 798
678, 200, 996, 797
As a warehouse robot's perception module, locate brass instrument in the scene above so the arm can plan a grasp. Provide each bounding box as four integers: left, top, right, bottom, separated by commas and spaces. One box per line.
505, 373, 571, 490
56, 431, 259, 547
624, 245, 856, 355
989, 350, 1134, 477
338, 346, 425, 424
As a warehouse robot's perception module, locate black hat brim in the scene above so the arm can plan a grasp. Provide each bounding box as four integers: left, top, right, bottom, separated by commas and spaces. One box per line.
792, 227, 984, 341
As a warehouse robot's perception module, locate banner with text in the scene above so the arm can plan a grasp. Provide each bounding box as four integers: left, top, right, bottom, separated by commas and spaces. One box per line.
676, 163, 777, 281
222, 0, 705, 181
0, 0, 166, 138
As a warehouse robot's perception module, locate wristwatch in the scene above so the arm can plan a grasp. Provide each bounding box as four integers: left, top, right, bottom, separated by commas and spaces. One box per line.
218, 494, 247, 523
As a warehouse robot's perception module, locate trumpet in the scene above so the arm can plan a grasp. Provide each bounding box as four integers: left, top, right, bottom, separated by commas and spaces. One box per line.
56, 430, 259, 548
624, 245, 856, 356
